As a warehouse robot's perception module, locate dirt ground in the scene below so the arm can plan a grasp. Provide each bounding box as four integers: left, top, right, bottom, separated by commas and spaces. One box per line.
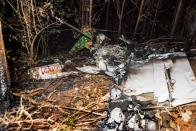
1, 72, 112, 130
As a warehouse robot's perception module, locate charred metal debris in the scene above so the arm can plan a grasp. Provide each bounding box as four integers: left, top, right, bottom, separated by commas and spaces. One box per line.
73, 34, 193, 130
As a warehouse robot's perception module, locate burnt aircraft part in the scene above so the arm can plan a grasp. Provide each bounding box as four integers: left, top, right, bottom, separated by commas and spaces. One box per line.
0, 20, 11, 112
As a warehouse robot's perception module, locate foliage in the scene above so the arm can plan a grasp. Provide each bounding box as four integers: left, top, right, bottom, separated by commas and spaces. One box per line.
65, 117, 77, 127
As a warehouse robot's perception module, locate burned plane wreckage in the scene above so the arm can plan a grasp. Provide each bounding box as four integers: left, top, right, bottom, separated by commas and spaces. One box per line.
76, 34, 196, 130
0, 26, 195, 130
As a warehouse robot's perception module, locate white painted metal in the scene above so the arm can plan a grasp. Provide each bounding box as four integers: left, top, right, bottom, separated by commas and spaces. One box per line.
123, 53, 196, 106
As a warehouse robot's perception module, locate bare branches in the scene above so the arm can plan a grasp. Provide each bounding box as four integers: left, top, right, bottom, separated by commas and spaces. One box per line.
5, 0, 24, 22
5, 0, 56, 65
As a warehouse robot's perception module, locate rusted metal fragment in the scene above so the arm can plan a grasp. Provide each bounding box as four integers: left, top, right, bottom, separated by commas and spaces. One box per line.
0, 20, 11, 112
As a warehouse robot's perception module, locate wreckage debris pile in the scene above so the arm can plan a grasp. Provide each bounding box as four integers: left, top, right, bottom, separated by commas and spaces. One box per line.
78, 40, 195, 130
0, 37, 196, 130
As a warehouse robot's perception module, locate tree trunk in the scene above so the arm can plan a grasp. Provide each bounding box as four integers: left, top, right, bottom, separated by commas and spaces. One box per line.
134, 0, 145, 36
118, 0, 126, 37
170, 0, 183, 37
0, 20, 11, 113
105, 0, 110, 33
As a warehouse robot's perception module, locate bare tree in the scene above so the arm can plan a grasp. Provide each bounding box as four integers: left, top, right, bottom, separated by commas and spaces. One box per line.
6, 0, 55, 65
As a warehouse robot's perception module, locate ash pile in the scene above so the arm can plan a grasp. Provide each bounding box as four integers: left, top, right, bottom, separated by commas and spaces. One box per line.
76, 34, 195, 130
